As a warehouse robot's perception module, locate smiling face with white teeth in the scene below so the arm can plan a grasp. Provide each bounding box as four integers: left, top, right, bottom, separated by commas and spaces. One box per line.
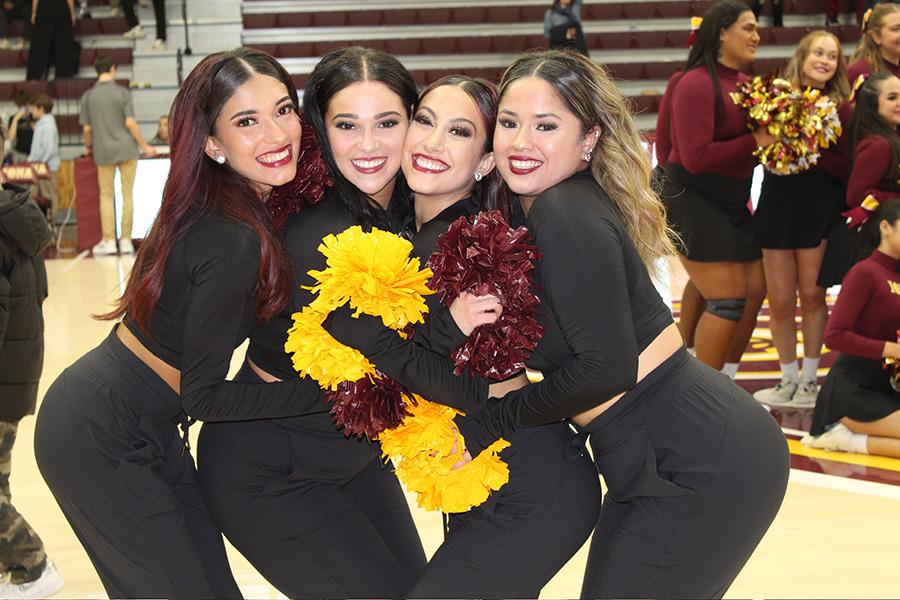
205, 73, 302, 198
402, 84, 494, 221
325, 80, 408, 209
493, 76, 598, 207
800, 35, 839, 89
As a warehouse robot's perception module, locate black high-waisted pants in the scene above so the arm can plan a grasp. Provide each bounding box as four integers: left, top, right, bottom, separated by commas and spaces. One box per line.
580, 347, 790, 599
196, 364, 427, 599
34, 327, 241, 598
408, 423, 602, 599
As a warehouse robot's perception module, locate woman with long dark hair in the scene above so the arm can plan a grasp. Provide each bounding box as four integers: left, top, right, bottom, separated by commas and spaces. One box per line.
328, 75, 601, 599
752, 31, 852, 408
196, 49, 503, 599
820, 72, 900, 286
803, 198, 900, 457
454, 49, 788, 598
664, 0, 773, 375
34, 48, 328, 597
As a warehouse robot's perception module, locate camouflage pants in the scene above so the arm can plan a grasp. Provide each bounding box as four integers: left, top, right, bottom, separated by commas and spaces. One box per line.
0, 421, 46, 584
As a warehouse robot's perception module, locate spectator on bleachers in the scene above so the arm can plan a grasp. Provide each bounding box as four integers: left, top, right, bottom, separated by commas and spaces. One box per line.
26, 94, 59, 213
753, 31, 852, 409
6, 90, 34, 163
0, 0, 31, 49
847, 2, 900, 84
802, 197, 900, 457
664, 0, 773, 374
0, 175, 64, 600
543, 0, 587, 55
121, 0, 166, 51
80, 55, 155, 256
149, 114, 168, 146
25, 0, 77, 80
751, 0, 783, 27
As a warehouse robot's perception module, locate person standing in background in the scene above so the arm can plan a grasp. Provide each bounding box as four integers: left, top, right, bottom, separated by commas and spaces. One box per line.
80, 55, 155, 256
543, 0, 587, 55
0, 0, 32, 49
0, 183, 64, 600
25, 95, 60, 215
6, 91, 34, 164
121, 0, 166, 51
25, 0, 77, 80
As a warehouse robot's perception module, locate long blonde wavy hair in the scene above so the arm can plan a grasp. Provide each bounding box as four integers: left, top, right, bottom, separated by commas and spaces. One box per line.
497, 50, 677, 276
783, 31, 850, 104
852, 3, 900, 74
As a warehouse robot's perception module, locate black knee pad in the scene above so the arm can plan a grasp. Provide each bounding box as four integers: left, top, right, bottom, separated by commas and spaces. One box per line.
706, 298, 746, 321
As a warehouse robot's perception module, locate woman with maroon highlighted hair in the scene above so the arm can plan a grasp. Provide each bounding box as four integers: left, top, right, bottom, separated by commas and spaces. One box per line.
33, 47, 330, 598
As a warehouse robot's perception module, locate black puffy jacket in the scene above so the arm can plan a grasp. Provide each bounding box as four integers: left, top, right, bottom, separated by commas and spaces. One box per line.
0, 185, 50, 421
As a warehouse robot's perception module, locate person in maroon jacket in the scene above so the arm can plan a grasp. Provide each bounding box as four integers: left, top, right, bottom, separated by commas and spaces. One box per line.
803, 198, 900, 458
821, 72, 900, 286
847, 3, 900, 85
665, 0, 774, 372
753, 31, 852, 409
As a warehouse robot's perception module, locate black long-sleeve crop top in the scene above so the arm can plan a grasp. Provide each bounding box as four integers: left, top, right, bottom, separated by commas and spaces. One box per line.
458, 171, 674, 451
248, 192, 488, 414
124, 214, 325, 422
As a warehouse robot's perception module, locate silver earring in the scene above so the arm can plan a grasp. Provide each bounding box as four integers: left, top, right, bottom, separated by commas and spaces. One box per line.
583, 151, 592, 162
215, 155, 226, 165
474, 172, 483, 182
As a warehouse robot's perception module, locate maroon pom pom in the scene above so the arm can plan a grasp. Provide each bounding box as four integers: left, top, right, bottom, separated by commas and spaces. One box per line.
325, 375, 416, 438
267, 112, 333, 232
428, 210, 543, 380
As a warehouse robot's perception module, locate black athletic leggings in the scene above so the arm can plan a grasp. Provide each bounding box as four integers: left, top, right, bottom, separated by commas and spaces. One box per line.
197, 364, 427, 599
34, 327, 241, 598
579, 347, 790, 599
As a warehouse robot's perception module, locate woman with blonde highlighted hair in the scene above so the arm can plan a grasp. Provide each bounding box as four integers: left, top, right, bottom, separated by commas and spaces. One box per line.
454, 49, 789, 598
752, 30, 852, 409
848, 2, 900, 84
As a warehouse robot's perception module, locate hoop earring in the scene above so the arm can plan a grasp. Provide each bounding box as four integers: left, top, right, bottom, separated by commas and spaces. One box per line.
474, 171, 483, 182
215, 155, 226, 165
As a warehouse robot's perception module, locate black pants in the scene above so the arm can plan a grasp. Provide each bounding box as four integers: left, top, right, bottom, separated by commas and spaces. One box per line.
579, 347, 789, 599
25, 7, 76, 79
34, 328, 242, 598
0, 4, 31, 39
122, 0, 166, 40
409, 423, 601, 599
197, 364, 426, 599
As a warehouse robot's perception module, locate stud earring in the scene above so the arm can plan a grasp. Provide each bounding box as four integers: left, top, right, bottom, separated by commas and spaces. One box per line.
474, 171, 483, 182
583, 151, 592, 162
215, 155, 226, 165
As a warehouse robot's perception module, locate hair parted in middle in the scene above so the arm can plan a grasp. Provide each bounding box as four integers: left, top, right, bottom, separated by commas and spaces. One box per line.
497, 49, 677, 276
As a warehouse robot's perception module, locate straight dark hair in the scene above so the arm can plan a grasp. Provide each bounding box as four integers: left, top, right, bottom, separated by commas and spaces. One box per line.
99, 47, 297, 332
860, 196, 900, 257
684, 0, 754, 119
302, 46, 418, 229
848, 72, 900, 182
415, 75, 509, 219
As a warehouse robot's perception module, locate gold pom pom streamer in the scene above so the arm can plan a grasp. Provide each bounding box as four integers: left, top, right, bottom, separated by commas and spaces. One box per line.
731, 75, 842, 175
284, 225, 511, 513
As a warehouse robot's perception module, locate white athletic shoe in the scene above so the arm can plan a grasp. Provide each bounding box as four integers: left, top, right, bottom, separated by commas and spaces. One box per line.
753, 380, 798, 407
92, 238, 118, 256
148, 38, 166, 51
123, 24, 146, 39
119, 238, 134, 254
0, 560, 64, 599
801, 423, 855, 453
0, 38, 10, 50
791, 381, 819, 408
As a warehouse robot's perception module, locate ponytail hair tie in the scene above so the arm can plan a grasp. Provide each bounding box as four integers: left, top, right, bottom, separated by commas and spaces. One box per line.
849, 73, 868, 102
